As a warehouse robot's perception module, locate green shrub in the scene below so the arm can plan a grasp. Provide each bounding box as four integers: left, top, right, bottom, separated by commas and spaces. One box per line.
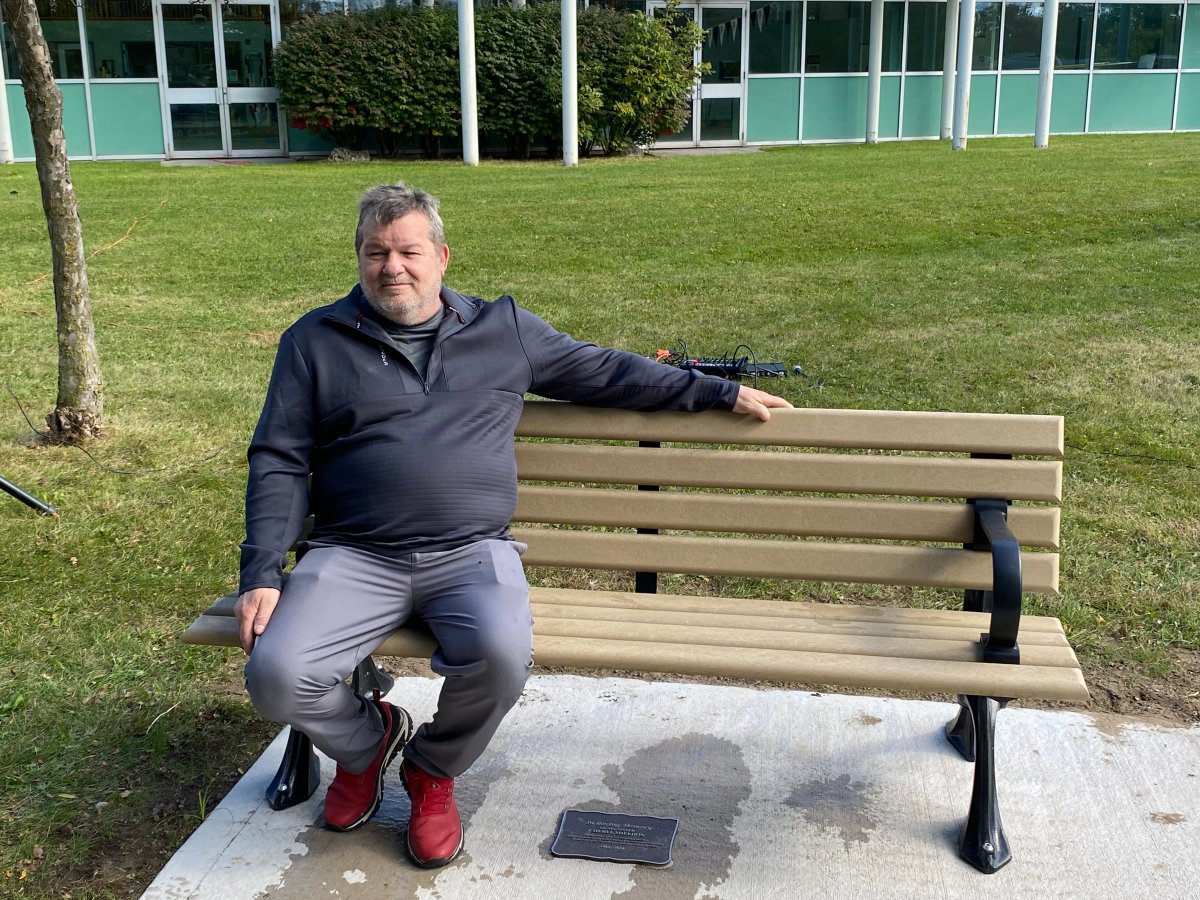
274, 2, 703, 159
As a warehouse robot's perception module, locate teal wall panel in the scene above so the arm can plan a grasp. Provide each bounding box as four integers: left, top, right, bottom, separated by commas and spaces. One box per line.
1089, 73, 1176, 132
7, 83, 93, 158
879, 76, 901, 139
1177, 73, 1200, 129
90, 82, 163, 156
902, 74, 942, 138
61, 84, 91, 157
802, 77, 900, 141
287, 125, 335, 154
1184, 3, 1200, 69
803, 77, 868, 141
997, 74, 1038, 135
968, 75, 998, 136
747, 77, 800, 142
5, 83, 33, 159
1049, 72, 1088, 133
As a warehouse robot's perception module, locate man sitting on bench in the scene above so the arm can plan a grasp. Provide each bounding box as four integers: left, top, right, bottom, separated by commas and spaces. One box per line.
235, 182, 791, 869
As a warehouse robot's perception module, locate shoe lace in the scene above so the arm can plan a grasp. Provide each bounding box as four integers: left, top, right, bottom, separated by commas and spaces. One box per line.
409, 768, 453, 815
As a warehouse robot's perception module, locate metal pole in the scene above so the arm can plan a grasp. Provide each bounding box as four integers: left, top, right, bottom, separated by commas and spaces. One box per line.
562, 0, 578, 166
0, 26, 14, 164
458, 0, 480, 166
1034, 0, 1060, 148
0, 476, 57, 515
952, 0, 976, 150
940, 0, 960, 140
866, 0, 884, 144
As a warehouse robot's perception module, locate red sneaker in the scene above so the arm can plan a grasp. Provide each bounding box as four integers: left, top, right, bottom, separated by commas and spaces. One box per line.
323, 700, 412, 832
401, 759, 464, 868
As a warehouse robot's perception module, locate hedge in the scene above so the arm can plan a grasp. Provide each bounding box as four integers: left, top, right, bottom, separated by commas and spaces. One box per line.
274, 2, 704, 158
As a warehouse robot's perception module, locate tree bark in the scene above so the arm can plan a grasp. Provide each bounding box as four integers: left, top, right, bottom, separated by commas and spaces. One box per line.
4, 0, 103, 442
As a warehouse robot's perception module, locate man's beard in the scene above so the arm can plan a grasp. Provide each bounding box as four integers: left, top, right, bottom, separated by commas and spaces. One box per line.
364, 285, 439, 325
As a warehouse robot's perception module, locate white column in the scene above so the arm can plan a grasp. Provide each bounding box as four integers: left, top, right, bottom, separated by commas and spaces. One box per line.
512, 0, 526, 8
952, 0, 976, 150
940, 0, 960, 140
866, 0, 884, 143
0, 40, 13, 163
562, 0, 578, 166
1034, 0, 1060, 148
458, 0, 480, 166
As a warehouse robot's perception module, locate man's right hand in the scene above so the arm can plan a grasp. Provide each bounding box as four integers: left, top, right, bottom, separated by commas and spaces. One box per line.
234, 587, 281, 655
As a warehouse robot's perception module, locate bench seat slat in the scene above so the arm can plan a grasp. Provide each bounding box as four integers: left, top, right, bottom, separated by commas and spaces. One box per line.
531, 603, 1070, 647
533, 635, 1089, 702
517, 444, 1063, 502
198, 588, 1068, 636
517, 403, 1065, 457
515, 486, 1061, 548
528, 586, 1067, 633
515, 529, 1060, 594
531, 618, 1081, 668
182, 615, 1087, 701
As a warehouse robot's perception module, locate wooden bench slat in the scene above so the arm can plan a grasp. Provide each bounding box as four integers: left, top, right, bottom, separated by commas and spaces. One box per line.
515, 486, 1061, 548
182, 613, 1086, 700
531, 618, 1082, 669
530, 602, 1071, 648
517, 444, 1063, 502
531, 635, 1090, 702
515, 529, 1061, 594
528, 586, 1068, 633
517, 403, 1065, 457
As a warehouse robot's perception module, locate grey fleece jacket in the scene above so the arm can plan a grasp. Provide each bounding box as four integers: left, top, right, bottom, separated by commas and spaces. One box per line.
238, 286, 740, 594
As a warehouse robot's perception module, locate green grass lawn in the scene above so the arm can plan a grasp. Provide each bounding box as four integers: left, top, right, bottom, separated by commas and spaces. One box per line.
1, 135, 1198, 896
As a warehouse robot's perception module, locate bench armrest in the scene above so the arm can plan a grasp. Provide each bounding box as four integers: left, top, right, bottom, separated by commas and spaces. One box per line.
974, 499, 1022, 665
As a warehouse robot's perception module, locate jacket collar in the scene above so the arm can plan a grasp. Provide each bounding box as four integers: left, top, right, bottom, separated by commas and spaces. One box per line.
323, 285, 481, 342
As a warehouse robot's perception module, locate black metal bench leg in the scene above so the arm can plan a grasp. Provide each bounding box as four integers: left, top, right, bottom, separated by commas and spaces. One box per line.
945, 694, 976, 761
266, 727, 321, 810
959, 695, 1011, 874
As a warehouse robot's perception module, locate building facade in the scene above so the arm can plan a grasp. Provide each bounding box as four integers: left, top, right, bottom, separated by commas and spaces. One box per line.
2, 0, 1198, 161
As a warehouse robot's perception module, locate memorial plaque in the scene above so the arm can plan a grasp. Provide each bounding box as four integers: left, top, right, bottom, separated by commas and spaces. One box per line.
550, 809, 679, 866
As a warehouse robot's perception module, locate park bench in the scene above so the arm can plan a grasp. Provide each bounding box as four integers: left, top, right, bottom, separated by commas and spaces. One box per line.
184, 400, 1086, 874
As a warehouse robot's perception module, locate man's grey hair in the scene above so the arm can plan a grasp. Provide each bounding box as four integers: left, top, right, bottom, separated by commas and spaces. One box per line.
355, 183, 446, 252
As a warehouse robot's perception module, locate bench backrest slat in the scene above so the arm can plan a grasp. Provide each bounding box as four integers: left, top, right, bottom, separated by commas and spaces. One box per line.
513, 529, 1060, 594
516, 404, 1065, 456
516, 444, 1063, 502
515, 486, 1061, 548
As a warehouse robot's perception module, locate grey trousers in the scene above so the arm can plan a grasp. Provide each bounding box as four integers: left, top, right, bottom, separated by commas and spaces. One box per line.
244, 540, 533, 779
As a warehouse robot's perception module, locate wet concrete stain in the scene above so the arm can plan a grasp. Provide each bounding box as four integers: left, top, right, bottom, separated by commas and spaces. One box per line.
856, 714, 882, 727
262, 754, 513, 898
785, 774, 878, 851
543, 734, 751, 900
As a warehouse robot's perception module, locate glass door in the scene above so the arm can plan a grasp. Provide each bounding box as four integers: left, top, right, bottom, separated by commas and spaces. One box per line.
652, 2, 747, 147
154, 0, 283, 158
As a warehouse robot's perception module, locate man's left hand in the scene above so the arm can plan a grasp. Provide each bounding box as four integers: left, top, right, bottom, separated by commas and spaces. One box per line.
732, 386, 794, 421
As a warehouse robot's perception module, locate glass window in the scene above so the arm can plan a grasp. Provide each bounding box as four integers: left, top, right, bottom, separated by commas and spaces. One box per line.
749, 1, 803, 74
882, 1, 903, 71
1, 11, 18, 79
83, 0, 156, 78
972, 1, 1001, 69
1095, 3, 1183, 69
805, 1, 869, 73
1002, 1, 1044, 69
702, 6, 743, 83
1055, 2, 1095, 68
4, 0, 85, 79
906, 1, 946, 71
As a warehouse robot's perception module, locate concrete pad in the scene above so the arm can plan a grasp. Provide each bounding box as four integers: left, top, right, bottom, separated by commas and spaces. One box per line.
142, 675, 1200, 899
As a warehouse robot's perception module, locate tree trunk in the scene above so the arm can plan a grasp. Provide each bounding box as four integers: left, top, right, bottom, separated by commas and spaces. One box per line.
4, 0, 103, 442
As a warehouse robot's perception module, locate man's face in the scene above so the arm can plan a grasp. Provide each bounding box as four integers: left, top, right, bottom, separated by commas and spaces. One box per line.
357, 211, 450, 325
